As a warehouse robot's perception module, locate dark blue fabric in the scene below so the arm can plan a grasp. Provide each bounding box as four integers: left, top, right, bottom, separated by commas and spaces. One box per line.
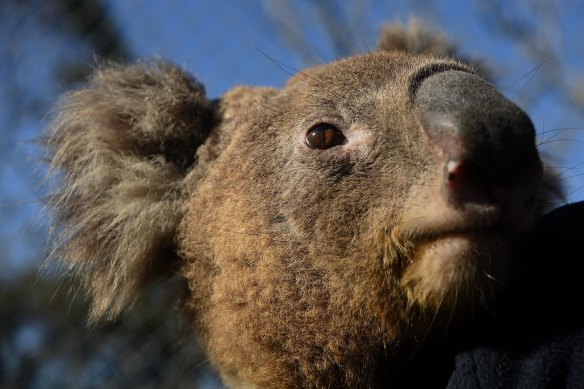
390, 202, 584, 388
446, 201, 584, 389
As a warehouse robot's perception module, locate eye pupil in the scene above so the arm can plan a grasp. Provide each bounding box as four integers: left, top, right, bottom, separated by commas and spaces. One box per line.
324, 128, 334, 146
305, 124, 346, 149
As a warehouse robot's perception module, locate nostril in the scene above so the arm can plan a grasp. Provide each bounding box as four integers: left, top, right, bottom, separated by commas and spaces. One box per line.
445, 156, 543, 225
446, 159, 526, 207
447, 160, 497, 206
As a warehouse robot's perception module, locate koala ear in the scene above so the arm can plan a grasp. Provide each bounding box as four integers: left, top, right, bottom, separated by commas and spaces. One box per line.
378, 19, 457, 57
45, 61, 216, 321
379, 19, 490, 78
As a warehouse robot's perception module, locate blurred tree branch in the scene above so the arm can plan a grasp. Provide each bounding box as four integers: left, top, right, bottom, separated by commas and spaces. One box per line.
263, 0, 368, 66
477, 0, 584, 111
53, 0, 131, 85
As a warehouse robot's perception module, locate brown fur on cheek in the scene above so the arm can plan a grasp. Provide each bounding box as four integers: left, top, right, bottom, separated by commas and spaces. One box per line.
178, 74, 430, 387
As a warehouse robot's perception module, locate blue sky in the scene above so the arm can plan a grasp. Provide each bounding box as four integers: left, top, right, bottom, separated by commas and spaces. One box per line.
2, 0, 584, 278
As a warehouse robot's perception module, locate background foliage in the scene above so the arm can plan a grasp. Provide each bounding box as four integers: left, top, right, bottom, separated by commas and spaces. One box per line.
1, 1, 583, 387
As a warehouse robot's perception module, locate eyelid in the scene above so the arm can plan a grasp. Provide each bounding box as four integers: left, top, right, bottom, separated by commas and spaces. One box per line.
298, 117, 369, 156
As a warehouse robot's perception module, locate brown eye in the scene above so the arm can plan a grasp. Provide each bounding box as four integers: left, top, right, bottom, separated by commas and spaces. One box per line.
305, 123, 346, 149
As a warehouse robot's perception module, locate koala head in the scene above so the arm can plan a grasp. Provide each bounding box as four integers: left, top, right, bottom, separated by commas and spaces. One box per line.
46, 23, 551, 387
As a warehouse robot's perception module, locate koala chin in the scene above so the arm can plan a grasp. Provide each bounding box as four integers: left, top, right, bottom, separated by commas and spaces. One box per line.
46, 21, 556, 388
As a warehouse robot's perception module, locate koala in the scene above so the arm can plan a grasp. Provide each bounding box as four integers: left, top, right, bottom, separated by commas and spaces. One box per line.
45, 22, 556, 388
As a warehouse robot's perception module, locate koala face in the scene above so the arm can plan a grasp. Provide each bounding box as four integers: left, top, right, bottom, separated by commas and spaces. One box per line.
47, 35, 546, 388
179, 52, 542, 386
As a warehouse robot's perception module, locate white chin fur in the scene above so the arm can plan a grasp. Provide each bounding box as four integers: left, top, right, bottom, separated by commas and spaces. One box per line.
401, 232, 510, 310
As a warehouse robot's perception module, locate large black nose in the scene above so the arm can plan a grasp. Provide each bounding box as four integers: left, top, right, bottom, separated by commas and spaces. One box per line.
415, 70, 542, 207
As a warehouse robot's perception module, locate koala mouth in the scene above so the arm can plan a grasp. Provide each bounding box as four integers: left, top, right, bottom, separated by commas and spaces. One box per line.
412, 220, 509, 268
417, 224, 501, 242
400, 221, 512, 313
414, 226, 507, 267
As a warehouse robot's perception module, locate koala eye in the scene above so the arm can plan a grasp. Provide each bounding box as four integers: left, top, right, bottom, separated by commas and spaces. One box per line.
305, 123, 347, 149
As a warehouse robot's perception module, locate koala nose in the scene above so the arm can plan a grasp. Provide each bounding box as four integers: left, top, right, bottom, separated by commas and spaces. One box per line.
415, 70, 542, 209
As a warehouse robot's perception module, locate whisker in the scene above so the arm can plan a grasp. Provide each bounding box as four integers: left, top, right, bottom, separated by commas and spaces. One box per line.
481, 268, 501, 283
256, 48, 320, 87
537, 126, 584, 135
510, 54, 554, 100
256, 48, 345, 101
557, 173, 584, 182
547, 161, 584, 180
563, 183, 584, 198
538, 138, 584, 146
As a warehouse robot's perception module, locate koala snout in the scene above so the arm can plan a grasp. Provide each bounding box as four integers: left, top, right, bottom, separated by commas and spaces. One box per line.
415, 70, 543, 224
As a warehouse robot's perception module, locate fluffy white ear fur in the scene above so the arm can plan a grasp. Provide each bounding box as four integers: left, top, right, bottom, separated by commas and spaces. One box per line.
46, 61, 215, 320
379, 19, 457, 57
